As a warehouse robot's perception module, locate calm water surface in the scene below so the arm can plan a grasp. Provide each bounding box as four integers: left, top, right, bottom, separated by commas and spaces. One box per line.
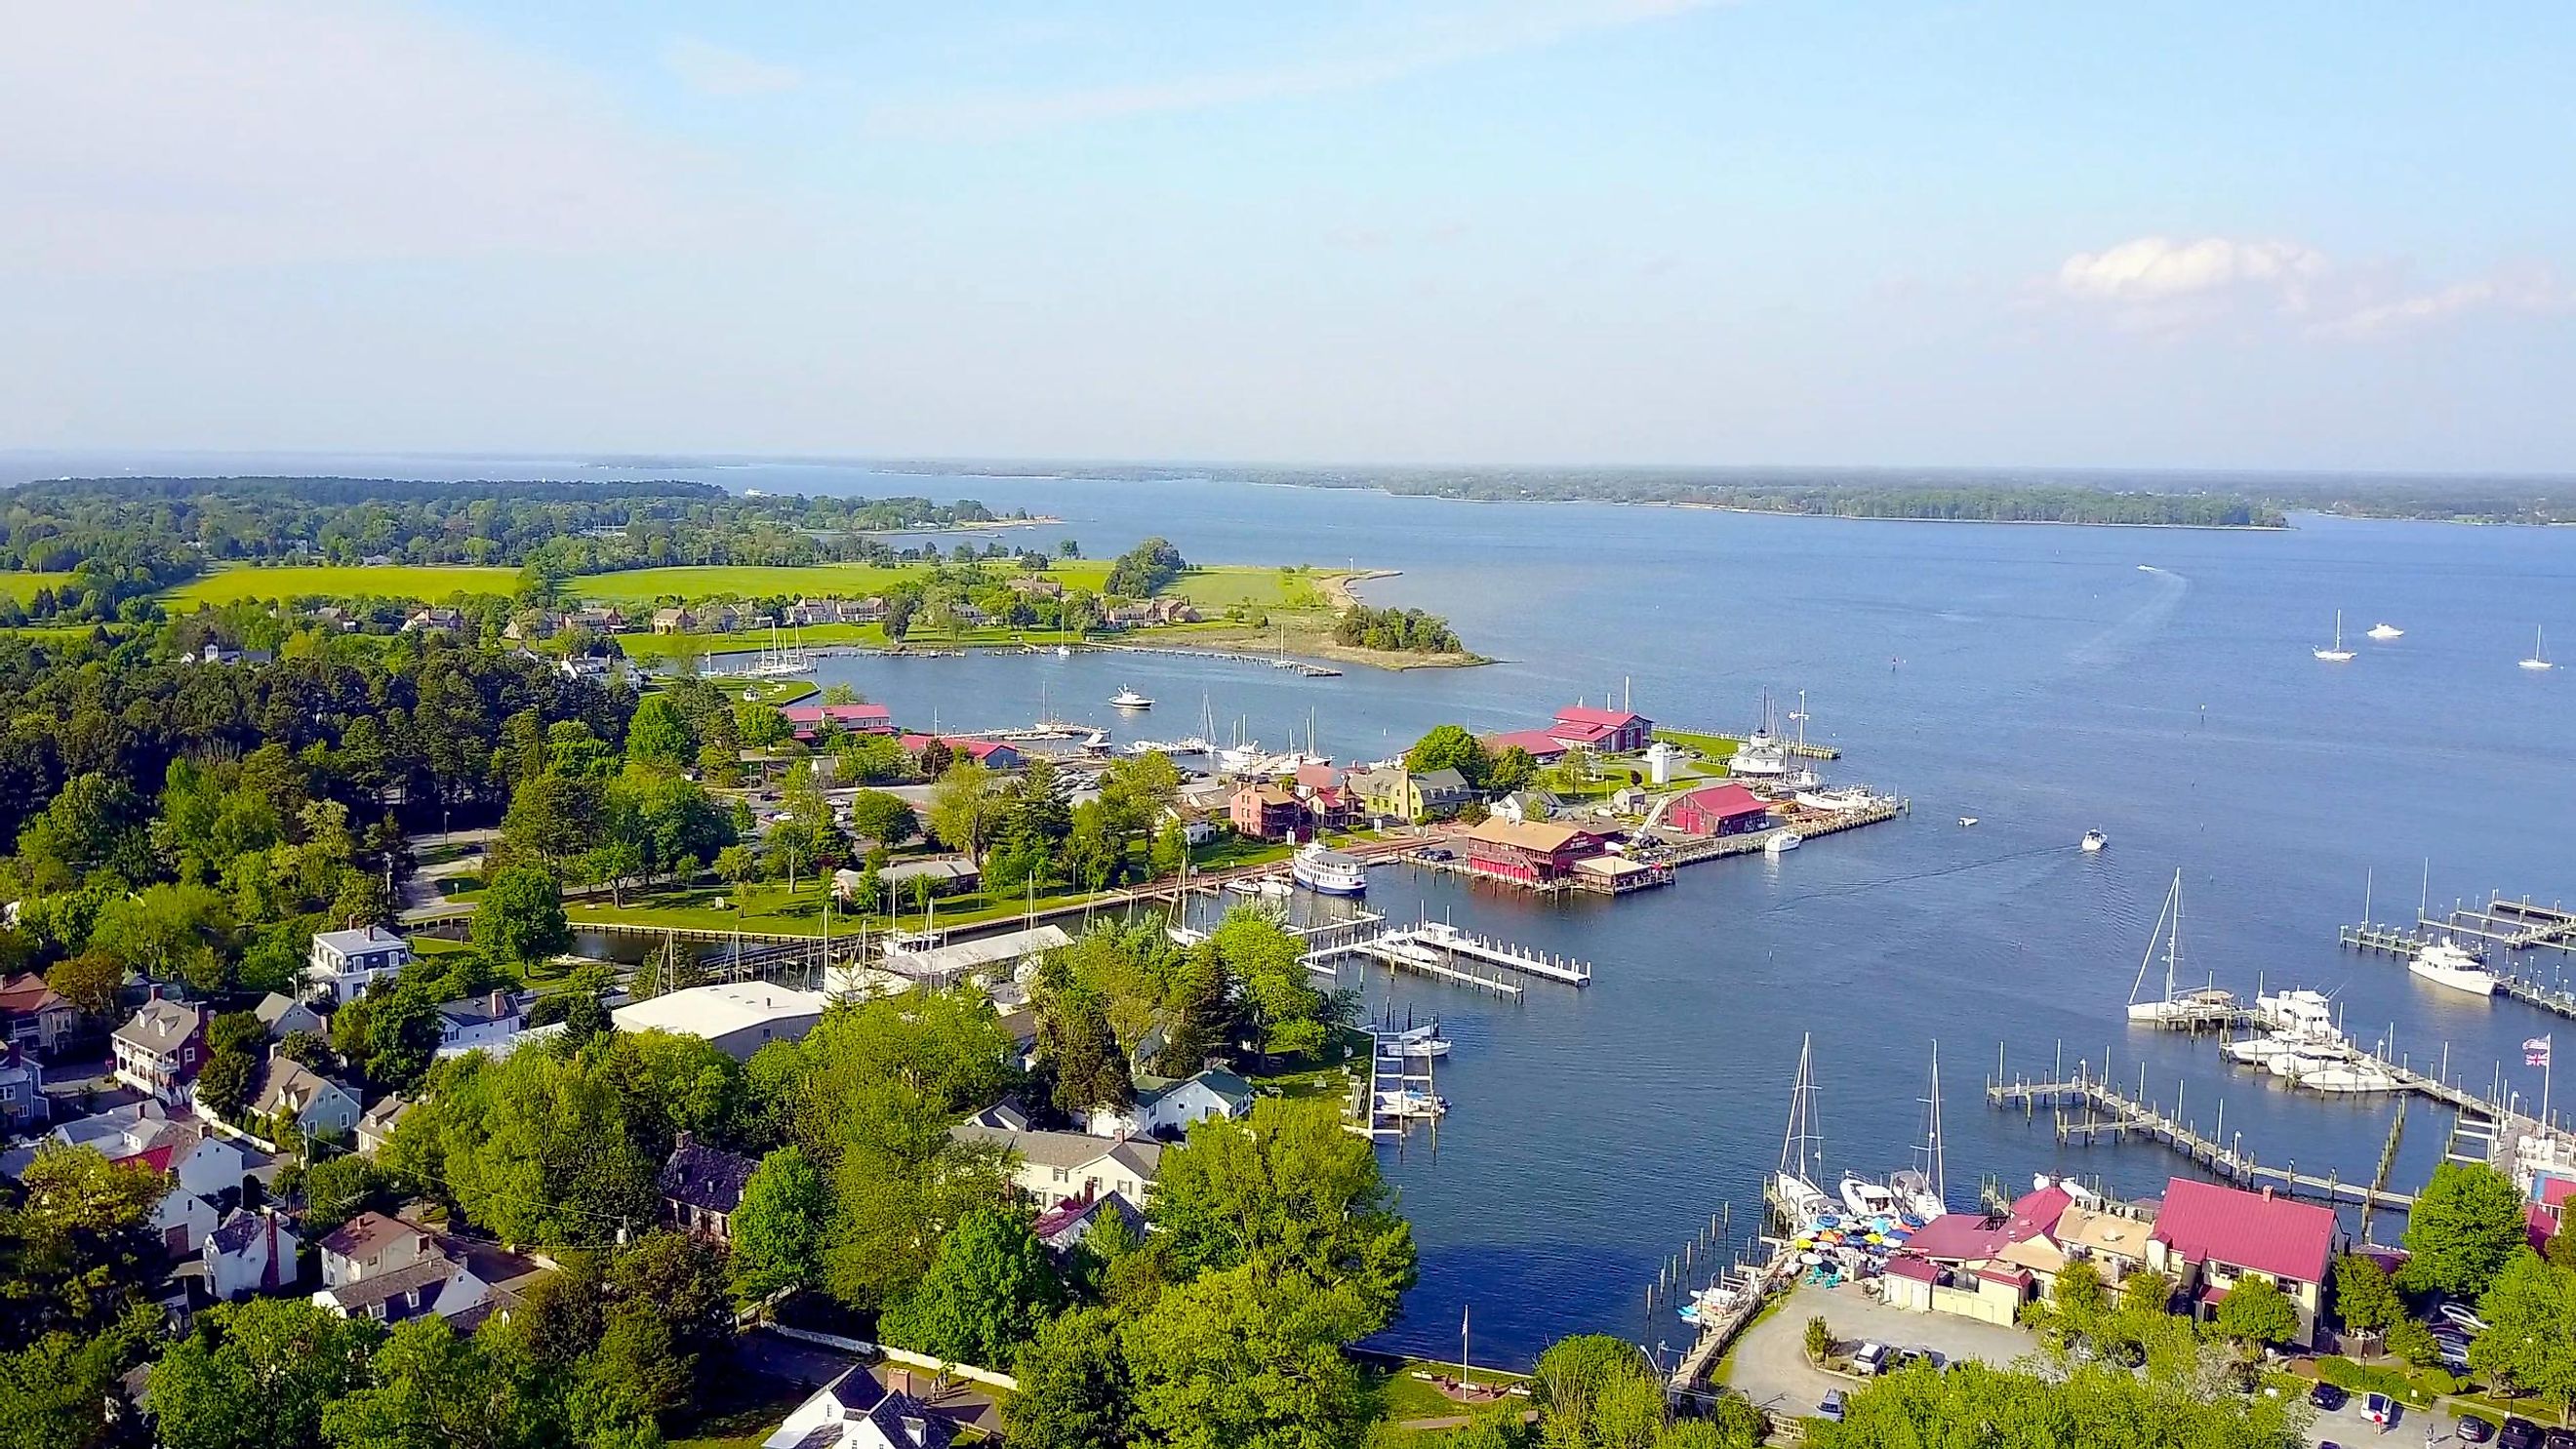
25, 454, 2576, 1367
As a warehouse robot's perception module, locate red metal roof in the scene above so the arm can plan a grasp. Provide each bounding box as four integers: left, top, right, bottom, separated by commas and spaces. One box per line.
2526, 1205, 2557, 1254
1882, 1254, 1941, 1283
1554, 705, 1646, 728
111, 1144, 178, 1175
785, 703, 892, 725
1548, 719, 1622, 745
2151, 1178, 2338, 1284
2005, 1185, 2073, 1243
1902, 1213, 2008, 1262
1481, 729, 1570, 758
1674, 783, 1766, 819
2539, 1175, 2576, 1210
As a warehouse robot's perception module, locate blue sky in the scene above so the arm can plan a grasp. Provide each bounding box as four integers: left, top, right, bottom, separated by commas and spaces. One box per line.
3, 2, 2571, 469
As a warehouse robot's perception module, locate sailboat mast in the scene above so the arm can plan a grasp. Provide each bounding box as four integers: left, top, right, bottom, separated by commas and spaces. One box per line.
2165, 867, 2183, 1001
1924, 1044, 1946, 1202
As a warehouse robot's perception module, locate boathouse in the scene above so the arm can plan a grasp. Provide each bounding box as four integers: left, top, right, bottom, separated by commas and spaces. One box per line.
1460, 819, 1608, 885
1667, 783, 1771, 836
1549, 704, 1653, 753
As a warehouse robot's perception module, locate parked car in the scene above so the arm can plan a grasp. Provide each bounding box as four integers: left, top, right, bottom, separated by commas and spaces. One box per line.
2438, 1302, 2492, 1334
1818, 1390, 1847, 1422
2308, 1383, 2349, 1411
2538, 1428, 2576, 1449
1852, 1342, 1891, 1377
1899, 1348, 1948, 1372
2363, 1393, 2398, 1427
2499, 1416, 2542, 1449
1419, 847, 1453, 861
2454, 1416, 2494, 1445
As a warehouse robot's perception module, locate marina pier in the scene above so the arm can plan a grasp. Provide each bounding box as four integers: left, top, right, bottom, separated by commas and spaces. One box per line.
1985, 1059, 2416, 1210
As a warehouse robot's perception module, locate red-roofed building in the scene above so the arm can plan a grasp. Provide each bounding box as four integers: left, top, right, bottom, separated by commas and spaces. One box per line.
898, 735, 1023, 770
1900, 1213, 2009, 1265
2146, 1178, 2341, 1347
785, 703, 894, 737
2004, 1184, 2073, 1243
1229, 785, 1302, 842
1666, 783, 1771, 837
1480, 729, 1571, 766
1549, 704, 1653, 753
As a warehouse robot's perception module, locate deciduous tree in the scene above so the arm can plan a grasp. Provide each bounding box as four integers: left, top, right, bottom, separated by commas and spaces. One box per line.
2401, 1162, 2529, 1299
878, 1207, 1066, 1368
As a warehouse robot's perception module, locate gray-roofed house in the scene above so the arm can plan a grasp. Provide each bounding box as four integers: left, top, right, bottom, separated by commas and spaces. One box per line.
1082, 1067, 1256, 1141
434, 989, 528, 1059
253, 992, 328, 1040
949, 1121, 1163, 1210
306, 926, 413, 1005
244, 1055, 361, 1139
354, 1095, 411, 1157
761, 1365, 1000, 1449
1411, 766, 1476, 816
660, 1132, 759, 1240
205, 1208, 298, 1301
112, 997, 208, 1107
0, 1045, 43, 1130
311, 1212, 492, 1324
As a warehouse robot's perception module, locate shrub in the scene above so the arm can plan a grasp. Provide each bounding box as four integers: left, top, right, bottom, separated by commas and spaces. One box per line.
2314, 1355, 2438, 1407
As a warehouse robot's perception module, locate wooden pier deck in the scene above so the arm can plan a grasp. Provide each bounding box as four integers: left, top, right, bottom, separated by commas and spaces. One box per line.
1305, 933, 1524, 998
1645, 798, 1910, 868
2341, 921, 2576, 1023
1411, 921, 1592, 986
1986, 1066, 2416, 1210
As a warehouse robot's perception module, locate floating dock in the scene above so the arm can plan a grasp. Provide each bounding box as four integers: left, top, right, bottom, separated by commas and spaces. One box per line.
1411, 920, 1592, 986
1305, 931, 1524, 998
2343, 893, 2576, 958
1985, 1061, 2415, 1210
2340, 921, 2576, 1023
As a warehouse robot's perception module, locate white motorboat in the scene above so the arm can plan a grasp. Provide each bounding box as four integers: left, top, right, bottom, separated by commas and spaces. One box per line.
1055, 644, 1072, 659
1837, 1173, 1899, 1219
2521, 625, 2554, 671
1380, 1022, 1451, 1059
1957, 816, 1979, 826
2408, 940, 2498, 996
1794, 787, 1875, 812
2274, 1048, 2401, 1094
2080, 829, 2108, 853
1110, 687, 1153, 709
2366, 623, 2403, 641
1291, 842, 1368, 897
1773, 1172, 1832, 1224
1765, 830, 1803, 854
2314, 610, 2356, 663
1254, 877, 1294, 900
1375, 1089, 1448, 1118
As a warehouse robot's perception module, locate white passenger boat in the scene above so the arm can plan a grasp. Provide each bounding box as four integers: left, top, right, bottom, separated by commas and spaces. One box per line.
1765, 830, 1803, 854
2408, 940, 2498, 996
2366, 623, 2403, 641
1794, 787, 1874, 812
2080, 829, 2108, 853
1110, 686, 1152, 709
1291, 842, 1368, 897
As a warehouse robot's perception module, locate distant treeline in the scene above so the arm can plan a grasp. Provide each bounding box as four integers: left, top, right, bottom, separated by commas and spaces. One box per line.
1333, 605, 1465, 655
859, 458, 2576, 528
2, 476, 1023, 576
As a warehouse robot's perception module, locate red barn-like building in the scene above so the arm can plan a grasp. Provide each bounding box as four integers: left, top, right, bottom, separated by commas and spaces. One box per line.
1480, 729, 1571, 766
1548, 704, 1653, 753
784, 703, 894, 735
1667, 783, 1770, 837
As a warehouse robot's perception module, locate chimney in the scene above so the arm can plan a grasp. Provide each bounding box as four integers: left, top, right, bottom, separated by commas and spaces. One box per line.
2261, 1186, 2274, 1201
489, 989, 508, 1020
674, 1130, 694, 1152
146, 984, 163, 1003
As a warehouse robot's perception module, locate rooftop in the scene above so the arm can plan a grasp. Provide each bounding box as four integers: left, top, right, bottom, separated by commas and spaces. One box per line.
1674, 782, 1767, 816
2151, 1177, 2339, 1284
613, 983, 829, 1041
882, 924, 1070, 981
1463, 818, 1598, 854
1554, 704, 1648, 727
319, 1211, 422, 1262
113, 999, 203, 1053
661, 1136, 760, 1215
949, 1122, 1164, 1177
0, 973, 68, 1016
313, 925, 408, 955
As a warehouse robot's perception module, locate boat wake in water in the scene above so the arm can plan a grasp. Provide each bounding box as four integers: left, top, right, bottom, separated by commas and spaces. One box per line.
2068, 566, 2189, 668
1763, 842, 2073, 911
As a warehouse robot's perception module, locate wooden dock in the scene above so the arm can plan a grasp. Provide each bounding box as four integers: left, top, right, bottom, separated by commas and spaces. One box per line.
2351, 894, 2576, 957
2341, 921, 2576, 1023
1644, 798, 1910, 868
1411, 921, 1592, 986
1306, 932, 1524, 998
1985, 1064, 2416, 1210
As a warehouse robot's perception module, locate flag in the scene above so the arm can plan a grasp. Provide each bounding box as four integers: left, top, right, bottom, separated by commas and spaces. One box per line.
2526, 1036, 2553, 1067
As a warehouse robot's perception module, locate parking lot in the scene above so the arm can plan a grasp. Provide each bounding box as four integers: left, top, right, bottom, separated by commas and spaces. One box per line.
1720, 1283, 2039, 1417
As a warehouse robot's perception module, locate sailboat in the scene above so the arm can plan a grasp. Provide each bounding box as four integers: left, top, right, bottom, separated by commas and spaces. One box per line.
1773, 1034, 1831, 1225
2521, 625, 2554, 671
1887, 1046, 1948, 1220
2125, 869, 2234, 1024
2314, 611, 2355, 663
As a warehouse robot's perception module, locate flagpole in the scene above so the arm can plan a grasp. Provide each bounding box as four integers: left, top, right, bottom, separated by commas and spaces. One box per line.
1461, 1304, 1470, 1388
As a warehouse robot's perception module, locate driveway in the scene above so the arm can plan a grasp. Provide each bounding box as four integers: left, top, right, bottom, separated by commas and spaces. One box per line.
2305, 1392, 2486, 1448
1722, 1283, 2040, 1418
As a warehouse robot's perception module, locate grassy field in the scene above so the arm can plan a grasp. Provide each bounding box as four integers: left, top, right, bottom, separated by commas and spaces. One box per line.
1362, 1358, 1533, 1428
0, 573, 82, 605
569, 562, 1117, 605
1653, 728, 1743, 759
165, 564, 519, 607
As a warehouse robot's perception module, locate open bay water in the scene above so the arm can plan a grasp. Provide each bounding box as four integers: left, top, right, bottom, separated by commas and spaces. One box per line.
18, 454, 2576, 1367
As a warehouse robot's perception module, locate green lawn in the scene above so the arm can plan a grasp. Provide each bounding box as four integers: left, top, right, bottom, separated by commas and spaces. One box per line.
0, 573, 83, 605
1362, 1358, 1532, 1428
1652, 728, 1743, 759
569, 562, 1119, 605
1164, 567, 1318, 610
667, 1372, 811, 1449
164, 564, 520, 606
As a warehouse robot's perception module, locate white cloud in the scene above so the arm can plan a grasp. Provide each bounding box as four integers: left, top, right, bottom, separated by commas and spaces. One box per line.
2056, 236, 2326, 304
0, 0, 715, 275
2050, 235, 2569, 340
871, 0, 1720, 137
663, 37, 803, 98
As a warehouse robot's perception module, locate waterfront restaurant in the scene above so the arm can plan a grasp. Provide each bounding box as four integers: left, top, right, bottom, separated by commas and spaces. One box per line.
1548, 704, 1654, 753
1461, 818, 1609, 886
